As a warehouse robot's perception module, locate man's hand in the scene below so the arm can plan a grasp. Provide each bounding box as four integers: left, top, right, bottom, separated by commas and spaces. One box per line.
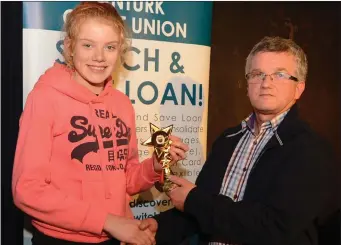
125, 218, 158, 245
139, 218, 158, 233
166, 175, 196, 211
153, 135, 189, 172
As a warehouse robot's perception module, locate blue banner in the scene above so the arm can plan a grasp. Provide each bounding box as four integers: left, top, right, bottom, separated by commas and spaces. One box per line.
23, 1, 213, 46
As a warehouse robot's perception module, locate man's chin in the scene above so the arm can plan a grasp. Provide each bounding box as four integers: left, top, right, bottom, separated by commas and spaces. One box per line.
254, 107, 277, 115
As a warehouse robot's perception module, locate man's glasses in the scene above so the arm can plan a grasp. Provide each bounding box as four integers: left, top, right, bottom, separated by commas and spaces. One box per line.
245, 71, 299, 84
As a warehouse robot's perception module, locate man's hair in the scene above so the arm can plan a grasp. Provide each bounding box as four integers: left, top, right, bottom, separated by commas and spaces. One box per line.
245, 36, 308, 81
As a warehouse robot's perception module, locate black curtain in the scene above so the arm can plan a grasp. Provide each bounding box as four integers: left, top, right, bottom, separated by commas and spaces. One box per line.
1, 2, 24, 245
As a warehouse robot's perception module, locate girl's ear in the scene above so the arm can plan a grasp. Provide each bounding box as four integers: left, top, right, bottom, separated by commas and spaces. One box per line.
64, 37, 72, 56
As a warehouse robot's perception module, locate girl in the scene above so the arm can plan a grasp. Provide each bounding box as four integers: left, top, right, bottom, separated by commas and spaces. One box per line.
12, 2, 188, 245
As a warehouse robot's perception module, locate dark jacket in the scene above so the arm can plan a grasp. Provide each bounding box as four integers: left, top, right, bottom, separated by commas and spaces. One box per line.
155, 104, 339, 245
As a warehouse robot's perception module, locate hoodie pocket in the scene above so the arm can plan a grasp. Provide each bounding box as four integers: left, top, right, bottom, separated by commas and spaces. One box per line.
81, 180, 106, 203
56, 178, 83, 200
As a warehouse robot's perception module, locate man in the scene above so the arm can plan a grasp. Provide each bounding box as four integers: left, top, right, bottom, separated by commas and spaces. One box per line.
140, 36, 339, 245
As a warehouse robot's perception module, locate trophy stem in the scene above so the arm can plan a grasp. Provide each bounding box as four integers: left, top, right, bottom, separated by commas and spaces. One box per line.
162, 165, 176, 192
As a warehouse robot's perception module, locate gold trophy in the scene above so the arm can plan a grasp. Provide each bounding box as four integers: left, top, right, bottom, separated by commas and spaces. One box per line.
141, 123, 177, 192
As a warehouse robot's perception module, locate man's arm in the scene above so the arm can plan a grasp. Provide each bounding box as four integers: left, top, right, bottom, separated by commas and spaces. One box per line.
147, 131, 232, 245
180, 141, 337, 245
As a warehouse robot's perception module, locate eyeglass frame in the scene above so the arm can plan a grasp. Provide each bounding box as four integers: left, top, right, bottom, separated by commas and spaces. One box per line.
245, 70, 299, 83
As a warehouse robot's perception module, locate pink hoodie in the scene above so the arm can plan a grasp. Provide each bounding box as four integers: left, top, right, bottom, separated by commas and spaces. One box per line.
12, 62, 160, 243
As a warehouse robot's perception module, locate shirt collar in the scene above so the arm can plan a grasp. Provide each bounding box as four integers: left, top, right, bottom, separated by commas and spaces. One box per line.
242, 109, 290, 134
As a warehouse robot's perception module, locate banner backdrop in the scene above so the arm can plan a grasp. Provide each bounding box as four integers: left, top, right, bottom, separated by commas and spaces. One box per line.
23, 1, 212, 244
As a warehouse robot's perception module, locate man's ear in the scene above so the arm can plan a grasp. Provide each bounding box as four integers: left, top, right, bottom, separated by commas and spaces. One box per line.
295, 81, 305, 100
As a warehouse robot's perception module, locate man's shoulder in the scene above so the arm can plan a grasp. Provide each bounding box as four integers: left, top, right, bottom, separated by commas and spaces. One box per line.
210, 124, 244, 149
219, 124, 244, 138
282, 117, 335, 165
291, 118, 329, 147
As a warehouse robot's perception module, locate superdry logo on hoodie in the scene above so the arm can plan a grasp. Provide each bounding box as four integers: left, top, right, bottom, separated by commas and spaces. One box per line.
68, 111, 130, 165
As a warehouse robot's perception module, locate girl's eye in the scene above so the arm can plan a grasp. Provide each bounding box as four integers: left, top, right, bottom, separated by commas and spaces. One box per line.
83, 44, 92, 48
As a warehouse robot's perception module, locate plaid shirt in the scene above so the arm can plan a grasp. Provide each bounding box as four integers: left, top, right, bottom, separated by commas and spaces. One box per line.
209, 109, 289, 245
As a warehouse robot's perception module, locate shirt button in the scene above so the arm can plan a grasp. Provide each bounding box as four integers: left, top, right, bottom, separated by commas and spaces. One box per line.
233, 194, 238, 200
253, 140, 257, 145
243, 167, 247, 172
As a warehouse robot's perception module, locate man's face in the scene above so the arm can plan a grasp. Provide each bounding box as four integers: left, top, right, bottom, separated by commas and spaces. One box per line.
247, 52, 305, 116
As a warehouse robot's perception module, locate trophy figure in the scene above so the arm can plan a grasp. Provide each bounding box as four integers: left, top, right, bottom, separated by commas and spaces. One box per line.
141, 123, 177, 192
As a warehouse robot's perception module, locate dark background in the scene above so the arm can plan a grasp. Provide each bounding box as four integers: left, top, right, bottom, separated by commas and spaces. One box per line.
206, 3, 341, 244
2, 2, 340, 245
207, 2, 341, 156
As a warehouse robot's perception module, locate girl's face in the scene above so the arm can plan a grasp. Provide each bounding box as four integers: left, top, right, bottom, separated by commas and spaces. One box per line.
71, 18, 120, 93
